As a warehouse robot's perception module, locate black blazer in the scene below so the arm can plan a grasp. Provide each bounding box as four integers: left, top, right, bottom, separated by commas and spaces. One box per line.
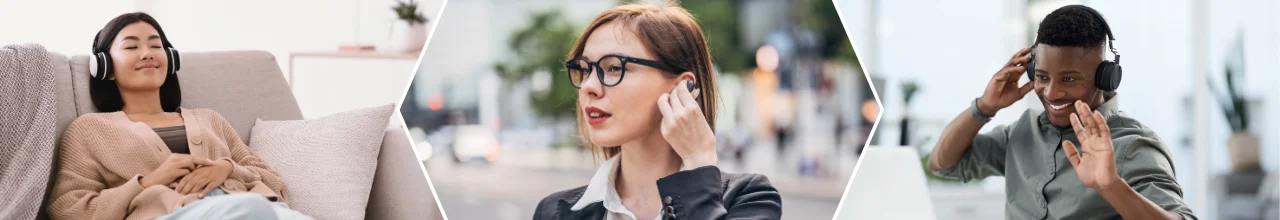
533, 166, 782, 220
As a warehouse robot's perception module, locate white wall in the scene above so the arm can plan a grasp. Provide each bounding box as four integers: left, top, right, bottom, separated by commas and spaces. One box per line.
0, 0, 444, 76
0, 0, 141, 54
0, 0, 444, 118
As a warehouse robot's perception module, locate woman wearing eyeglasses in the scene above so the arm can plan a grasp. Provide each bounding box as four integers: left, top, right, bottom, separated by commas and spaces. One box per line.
533, 3, 781, 220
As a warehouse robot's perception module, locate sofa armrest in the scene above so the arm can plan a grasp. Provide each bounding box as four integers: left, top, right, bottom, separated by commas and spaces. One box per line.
366, 127, 441, 219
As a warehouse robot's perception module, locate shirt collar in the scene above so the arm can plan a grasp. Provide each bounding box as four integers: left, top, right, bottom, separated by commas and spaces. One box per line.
570, 155, 638, 219
1095, 92, 1121, 119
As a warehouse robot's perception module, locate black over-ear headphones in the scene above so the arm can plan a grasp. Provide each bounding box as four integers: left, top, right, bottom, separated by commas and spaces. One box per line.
1026, 5, 1121, 92
89, 29, 182, 81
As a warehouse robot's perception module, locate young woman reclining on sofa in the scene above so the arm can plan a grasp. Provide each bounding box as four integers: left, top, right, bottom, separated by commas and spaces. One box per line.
47, 12, 311, 220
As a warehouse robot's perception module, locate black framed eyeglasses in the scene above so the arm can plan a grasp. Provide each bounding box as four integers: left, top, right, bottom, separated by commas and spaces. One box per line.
564, 54, 681, 88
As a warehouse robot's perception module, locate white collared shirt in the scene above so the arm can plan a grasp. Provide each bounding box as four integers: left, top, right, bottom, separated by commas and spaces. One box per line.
569, 155, 662, 220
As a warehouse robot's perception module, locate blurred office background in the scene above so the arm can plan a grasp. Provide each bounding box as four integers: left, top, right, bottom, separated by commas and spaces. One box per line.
401, 0, 876, 219
0, 0, 439, 120
839, 0, 1279, 219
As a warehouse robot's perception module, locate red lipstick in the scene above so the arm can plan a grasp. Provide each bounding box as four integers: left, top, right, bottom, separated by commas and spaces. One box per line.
584, 106, 611, 125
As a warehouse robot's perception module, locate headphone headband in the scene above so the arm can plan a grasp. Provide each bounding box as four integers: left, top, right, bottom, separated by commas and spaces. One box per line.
89, 24, 180, 80
1028, 5, 1123, 92
1076, 5, 1119, 63
92, 30, 106, 54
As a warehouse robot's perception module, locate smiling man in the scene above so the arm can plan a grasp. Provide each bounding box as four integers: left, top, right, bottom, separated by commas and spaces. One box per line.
926, 5, 1196, 220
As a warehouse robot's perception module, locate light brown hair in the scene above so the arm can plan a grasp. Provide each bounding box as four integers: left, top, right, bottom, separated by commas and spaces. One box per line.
569, 3, 719, 161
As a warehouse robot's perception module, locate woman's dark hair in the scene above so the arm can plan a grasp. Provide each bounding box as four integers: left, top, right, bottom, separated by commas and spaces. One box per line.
89, 12, 181, 112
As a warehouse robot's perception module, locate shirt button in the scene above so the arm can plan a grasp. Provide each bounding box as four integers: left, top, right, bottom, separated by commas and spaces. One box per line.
664, 196, 673, 204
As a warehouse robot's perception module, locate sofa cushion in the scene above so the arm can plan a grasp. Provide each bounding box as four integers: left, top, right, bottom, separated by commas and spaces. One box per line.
45, 50, 76, 220
47, 52, 76, 138
366, 126, 440, 220
68, 51, 303, 143
248, 104, 393, 220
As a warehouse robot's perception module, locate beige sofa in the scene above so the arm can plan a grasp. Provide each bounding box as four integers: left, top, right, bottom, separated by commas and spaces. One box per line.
40, 50, 440, 219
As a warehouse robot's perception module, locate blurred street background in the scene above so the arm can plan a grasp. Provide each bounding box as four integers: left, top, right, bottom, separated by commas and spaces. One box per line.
402, 0, 877, 219
839, 0, 1279, 219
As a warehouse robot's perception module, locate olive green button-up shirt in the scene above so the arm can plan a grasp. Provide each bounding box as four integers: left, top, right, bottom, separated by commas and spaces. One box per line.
934, 94, 1197, 219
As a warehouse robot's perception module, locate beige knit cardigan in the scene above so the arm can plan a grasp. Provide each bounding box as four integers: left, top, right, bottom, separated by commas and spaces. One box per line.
48, 108, 286, 220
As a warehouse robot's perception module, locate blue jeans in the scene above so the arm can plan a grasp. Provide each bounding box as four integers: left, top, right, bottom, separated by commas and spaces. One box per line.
156, 188, 312, 220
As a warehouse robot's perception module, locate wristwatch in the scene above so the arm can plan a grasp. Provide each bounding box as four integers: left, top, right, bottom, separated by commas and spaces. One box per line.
971, 98, 993, 124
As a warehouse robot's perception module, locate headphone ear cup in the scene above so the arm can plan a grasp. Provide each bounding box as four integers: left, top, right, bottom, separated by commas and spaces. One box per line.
1095, 61, 1122, 91
90, 52, 113, 80
89, 53, 100, 79
1025, 55, 1036, 81
165, 47, 181, 75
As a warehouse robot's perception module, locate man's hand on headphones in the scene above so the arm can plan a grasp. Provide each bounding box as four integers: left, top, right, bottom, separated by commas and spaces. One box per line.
977, 47, 1035, 117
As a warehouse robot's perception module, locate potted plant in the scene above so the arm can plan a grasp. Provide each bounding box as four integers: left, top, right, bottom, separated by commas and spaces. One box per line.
1208, 38, 1269, 219
393, 0, 429, 53
1210, 57, 1261, 172
899, 81, 918, 146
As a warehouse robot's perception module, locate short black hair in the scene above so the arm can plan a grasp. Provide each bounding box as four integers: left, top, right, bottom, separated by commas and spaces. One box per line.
1034, 5, 1111, 50
89, 12, 181, 112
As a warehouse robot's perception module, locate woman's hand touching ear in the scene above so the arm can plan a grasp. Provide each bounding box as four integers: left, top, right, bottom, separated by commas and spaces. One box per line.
657, 79, 717, 170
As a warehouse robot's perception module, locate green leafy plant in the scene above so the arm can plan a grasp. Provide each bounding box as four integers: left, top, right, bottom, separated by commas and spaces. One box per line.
1208, 62, 1250, 132
797, 0, 858, 63
681, 0, 859, 74
902, 81, 918, 105
392, 0, 428, 24
492, 10, 582, 119
680, 0, 749, 74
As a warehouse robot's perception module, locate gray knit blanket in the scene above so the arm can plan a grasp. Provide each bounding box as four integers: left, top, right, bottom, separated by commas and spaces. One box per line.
0, 44, 57, 220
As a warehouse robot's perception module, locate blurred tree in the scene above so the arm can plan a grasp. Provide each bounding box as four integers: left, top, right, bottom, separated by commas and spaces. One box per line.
492, 10, 582, 119
493, 1, 861, 119
797, 0, 858, 64
678, 0, 750, 75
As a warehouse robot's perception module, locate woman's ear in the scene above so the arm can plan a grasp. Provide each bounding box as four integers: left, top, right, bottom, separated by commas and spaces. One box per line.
676, 71, 697, 87
676, 72, 700, 99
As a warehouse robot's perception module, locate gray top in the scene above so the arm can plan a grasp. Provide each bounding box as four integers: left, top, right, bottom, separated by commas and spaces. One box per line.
153, 125, 189, 154
933, 93, 1196, 220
